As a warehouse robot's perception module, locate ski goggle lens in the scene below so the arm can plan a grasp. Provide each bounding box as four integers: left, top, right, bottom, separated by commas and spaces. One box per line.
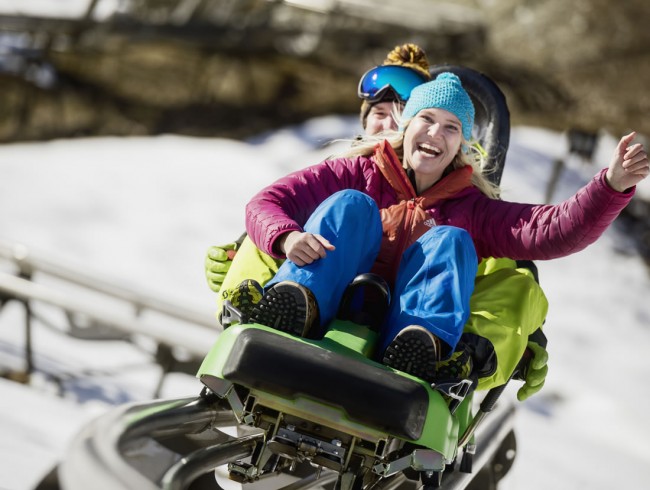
357, 65, 428, 103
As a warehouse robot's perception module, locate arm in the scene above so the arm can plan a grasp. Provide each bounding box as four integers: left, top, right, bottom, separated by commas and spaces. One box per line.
473, 170, 637, 261
245, 156, 372, 258
479, 133, 648, 261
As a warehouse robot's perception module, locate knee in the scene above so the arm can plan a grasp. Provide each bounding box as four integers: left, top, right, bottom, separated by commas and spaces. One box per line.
323, 190, 379, 221
331, 189, 376, 208
422, 225, 474, 249
421, 226, 477, 273
309, 190, 381, 238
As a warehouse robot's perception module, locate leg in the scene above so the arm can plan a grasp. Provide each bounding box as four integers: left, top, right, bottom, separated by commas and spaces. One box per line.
255, 190, 383, 335
380, 226, 478, 358
466, 258, 548, 391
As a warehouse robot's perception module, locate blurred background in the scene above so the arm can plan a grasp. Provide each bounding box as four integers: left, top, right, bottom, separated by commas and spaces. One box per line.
2, 1, 650, 489
2, 0, 650, 141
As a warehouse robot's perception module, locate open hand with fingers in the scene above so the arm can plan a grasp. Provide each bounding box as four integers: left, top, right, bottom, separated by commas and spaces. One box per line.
606, 132, 649, 192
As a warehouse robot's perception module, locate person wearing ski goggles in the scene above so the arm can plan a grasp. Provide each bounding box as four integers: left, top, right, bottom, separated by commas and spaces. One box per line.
358, 64, 430, 135
207, 44, 432, 298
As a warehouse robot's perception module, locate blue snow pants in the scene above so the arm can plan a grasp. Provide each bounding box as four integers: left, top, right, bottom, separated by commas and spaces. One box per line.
267, 190, 478, 353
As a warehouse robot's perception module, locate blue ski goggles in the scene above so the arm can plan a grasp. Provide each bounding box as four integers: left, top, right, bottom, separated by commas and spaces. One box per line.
357, 65, 428, 103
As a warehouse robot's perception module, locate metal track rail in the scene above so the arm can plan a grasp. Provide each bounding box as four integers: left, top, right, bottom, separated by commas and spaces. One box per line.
59, 396, 235, 490
0, 239, 219, 386
58, 395, 340, 490
0, 271, 216, 357
0, 239, 215, 329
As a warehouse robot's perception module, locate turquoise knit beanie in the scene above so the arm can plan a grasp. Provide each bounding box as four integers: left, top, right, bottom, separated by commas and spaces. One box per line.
400, 72, 474, 141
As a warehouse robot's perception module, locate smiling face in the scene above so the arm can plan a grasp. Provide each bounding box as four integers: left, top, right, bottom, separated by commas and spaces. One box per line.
365, 101, 401, 135
403, 107, 463, 193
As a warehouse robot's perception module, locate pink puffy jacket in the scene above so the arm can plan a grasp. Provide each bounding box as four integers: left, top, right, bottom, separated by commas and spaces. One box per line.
246, 141, 634, 284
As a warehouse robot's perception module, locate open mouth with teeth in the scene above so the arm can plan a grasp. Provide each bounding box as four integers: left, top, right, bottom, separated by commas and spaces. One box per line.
417, 143, 442, 157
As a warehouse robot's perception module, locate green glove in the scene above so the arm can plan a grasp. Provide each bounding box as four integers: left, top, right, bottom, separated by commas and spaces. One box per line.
516, 329, 548, 401
205, 243, 239, 293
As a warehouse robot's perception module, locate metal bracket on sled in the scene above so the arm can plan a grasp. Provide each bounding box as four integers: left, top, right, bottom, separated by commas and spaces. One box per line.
432, 378, 474, 414
268, 427, 347, 470
221, 300, 247, 328
202, 375, 254, 424
373, 449, 445, 478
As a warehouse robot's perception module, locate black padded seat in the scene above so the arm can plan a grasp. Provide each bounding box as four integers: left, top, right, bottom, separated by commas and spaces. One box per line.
221, 328, 429, 441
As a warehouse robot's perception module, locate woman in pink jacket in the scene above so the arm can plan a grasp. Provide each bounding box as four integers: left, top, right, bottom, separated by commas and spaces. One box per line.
244, 72, 648, 383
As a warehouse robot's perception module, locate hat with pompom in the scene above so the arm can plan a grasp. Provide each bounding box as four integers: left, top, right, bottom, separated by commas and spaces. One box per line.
359, 43, 431, 128
400, 72, 475, 141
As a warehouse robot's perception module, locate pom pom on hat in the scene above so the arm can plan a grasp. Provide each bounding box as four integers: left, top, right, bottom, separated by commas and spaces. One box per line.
382, 43, 430, 79
400, 72, 475, 141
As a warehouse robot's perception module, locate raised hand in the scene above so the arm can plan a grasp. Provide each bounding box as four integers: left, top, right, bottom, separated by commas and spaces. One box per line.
606, 131, 649, 192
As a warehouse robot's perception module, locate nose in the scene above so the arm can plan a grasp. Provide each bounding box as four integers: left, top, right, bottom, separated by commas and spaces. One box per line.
427, 122, 441, 136
383, 118, 397, 131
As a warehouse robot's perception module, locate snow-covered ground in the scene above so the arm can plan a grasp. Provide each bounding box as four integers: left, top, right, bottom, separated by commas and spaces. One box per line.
1, 117, 649, 489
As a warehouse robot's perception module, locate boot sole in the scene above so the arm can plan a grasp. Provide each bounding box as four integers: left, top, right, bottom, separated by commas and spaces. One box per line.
251, 282, 312, 337
383, 327, 439, 382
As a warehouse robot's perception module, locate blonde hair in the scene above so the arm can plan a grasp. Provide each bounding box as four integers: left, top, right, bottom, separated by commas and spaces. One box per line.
338, 123, 501, 199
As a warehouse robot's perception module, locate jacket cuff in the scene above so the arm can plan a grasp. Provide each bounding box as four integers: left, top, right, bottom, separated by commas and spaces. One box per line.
598, 168, 636, 196
267, 226, 302, 259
